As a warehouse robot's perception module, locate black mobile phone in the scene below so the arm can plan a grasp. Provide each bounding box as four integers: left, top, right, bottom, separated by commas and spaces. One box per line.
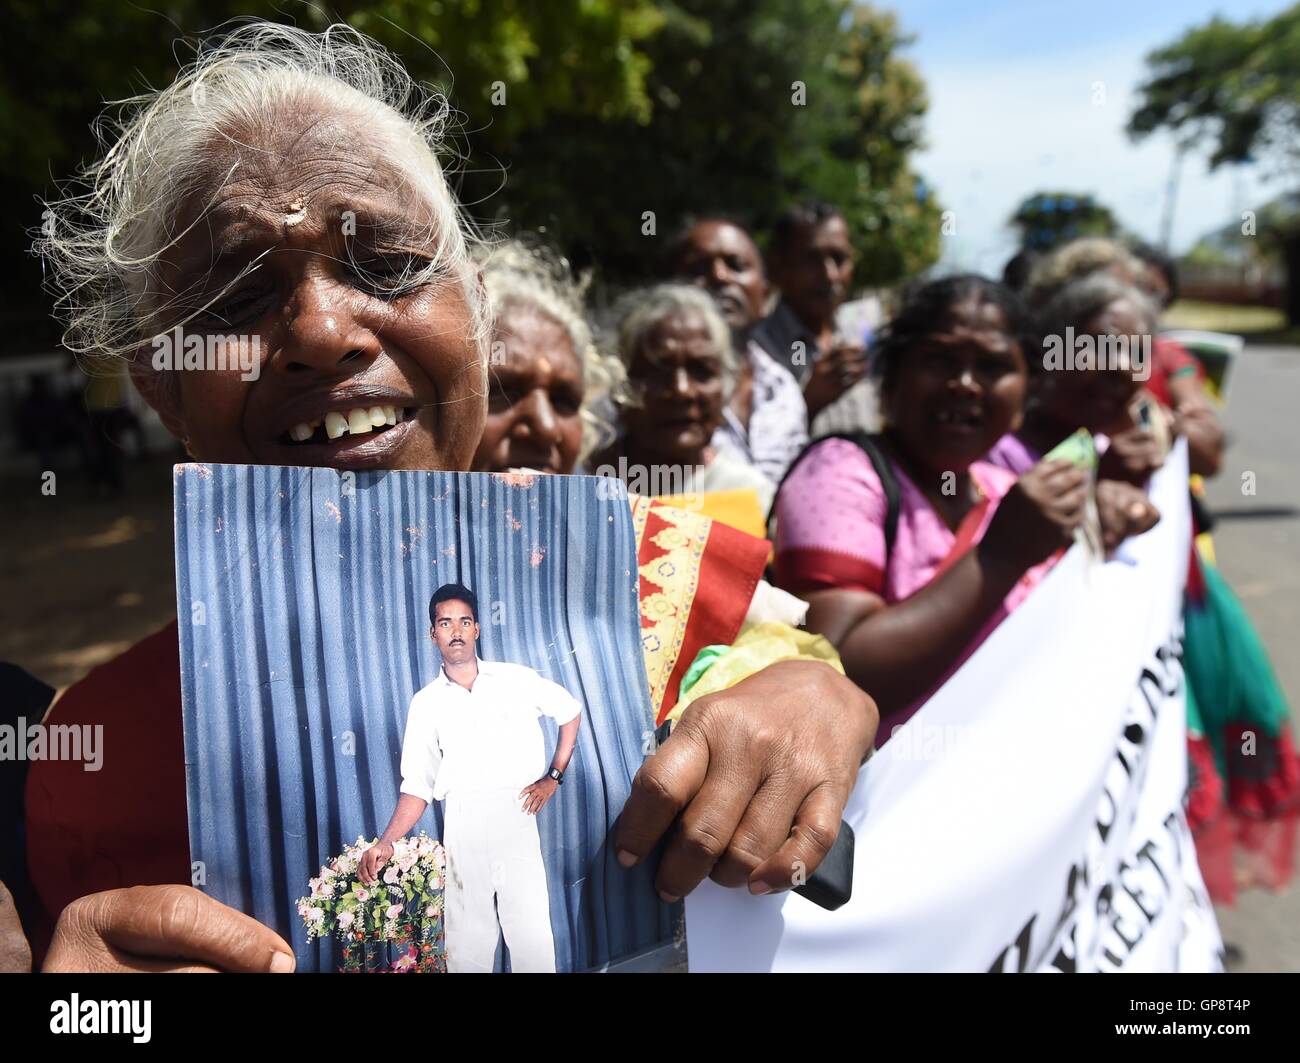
793, 820, 854, 911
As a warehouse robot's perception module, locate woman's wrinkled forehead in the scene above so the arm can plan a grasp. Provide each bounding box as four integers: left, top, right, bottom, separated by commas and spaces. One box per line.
638, 309, 716, 359
159, 107, 446, 280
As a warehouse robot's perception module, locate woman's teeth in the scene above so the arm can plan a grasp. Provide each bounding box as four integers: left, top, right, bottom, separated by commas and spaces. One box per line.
287, 405, 404, 444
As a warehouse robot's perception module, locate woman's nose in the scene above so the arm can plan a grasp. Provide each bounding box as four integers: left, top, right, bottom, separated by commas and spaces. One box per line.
273, 275, 382, 376
513, 388, 561, 442
950, 366, 979, 393
669, 366, 692, 397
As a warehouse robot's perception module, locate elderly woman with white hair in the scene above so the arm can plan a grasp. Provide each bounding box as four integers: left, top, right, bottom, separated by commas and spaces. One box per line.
984, 270, 1300, 907
471, 239, 620, 475
592, 284, 777, 517
13, 21, 877, 972
1023, 237, 1145, 310
1025, 237, 1223, 478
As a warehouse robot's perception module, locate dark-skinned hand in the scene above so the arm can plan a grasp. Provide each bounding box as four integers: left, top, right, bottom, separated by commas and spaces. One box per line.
1098, 425, 1165, 486
1096, 479, 1161, 550
42, 885, 295, 973
614, 659, 877, 901
803, 342, 868, 418
981, 459, 1089, 573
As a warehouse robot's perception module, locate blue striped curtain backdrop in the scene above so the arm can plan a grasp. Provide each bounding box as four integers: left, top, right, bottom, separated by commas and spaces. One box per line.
174, 463, 672, 972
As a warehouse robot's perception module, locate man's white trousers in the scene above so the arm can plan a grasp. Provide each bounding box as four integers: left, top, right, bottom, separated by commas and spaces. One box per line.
443, 788, 556, 973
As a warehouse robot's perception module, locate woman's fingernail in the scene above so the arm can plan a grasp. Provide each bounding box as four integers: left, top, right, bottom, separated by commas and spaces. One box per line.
616, 849, 638, 868
750, 881, 773, 896
270, 950, 295, 973
658, 891, 680, 904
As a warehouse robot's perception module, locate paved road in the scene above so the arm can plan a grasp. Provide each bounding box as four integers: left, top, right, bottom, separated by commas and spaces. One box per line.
1201, 344, 1300, 972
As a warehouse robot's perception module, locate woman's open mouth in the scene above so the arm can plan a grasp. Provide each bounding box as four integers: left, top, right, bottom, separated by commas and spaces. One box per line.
278, 404, 416, 446
933, 407, 984, 434
269, 400, 425, 470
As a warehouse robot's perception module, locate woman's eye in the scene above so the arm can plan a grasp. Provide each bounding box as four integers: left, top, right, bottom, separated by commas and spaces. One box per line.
919, 347, 956, 372
980, 358, 1017, 377
350, 252, 432, 295
198, 287, 272, 327
489, 386, 521, 411
551, 392, 580, 416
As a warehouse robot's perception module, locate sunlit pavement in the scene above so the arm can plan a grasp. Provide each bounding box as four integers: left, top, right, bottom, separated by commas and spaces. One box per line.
1203, 343, 1300, 972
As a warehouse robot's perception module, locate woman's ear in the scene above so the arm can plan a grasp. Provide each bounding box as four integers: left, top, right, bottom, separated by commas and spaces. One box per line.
127, 352, 188, 443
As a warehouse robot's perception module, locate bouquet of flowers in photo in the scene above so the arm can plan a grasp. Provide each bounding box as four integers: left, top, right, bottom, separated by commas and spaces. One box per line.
297, 833, 448, 973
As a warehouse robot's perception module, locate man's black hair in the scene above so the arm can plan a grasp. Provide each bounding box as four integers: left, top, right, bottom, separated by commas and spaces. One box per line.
871, 273, 1040, 390
769, 200, 846, 257
429, 583, 478, 626
1001, 248, 1040, 294
663, 213, 762, 278
1131, 242, 1179, 306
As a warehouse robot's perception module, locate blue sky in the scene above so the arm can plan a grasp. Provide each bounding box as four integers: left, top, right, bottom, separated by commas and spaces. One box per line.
891, 0, 1292, 273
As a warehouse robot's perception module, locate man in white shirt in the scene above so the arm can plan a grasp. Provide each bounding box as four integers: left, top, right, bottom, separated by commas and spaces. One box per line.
358, 583, 581, 973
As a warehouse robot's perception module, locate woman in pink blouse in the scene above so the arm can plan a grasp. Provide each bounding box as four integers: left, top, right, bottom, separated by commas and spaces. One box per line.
772, 275, 1089, 734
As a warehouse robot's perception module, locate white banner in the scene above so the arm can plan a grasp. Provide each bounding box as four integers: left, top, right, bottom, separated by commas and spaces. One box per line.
687, 441, 1224, 972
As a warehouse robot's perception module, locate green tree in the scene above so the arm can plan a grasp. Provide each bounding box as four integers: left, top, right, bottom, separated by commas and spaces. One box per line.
775, 4, 941, 284
1127, 4, 1300, 321
442, 0, 941, 285
2, 1, 941, 347
1008, 191, 1119, 253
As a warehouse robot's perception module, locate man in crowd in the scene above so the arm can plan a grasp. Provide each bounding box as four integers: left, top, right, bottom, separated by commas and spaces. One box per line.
669, 217, 807, 485
750, 201, 880, 436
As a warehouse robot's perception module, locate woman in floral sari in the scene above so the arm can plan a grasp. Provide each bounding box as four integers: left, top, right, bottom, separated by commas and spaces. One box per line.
9, 22, 877, 972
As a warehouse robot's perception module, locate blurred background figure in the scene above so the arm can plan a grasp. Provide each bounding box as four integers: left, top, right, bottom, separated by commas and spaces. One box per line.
1132, 243, 1180, 313
993, 273, 1158, 469
1024, 236, 1145, 309
472, 239, 621, 476
668, 217, 807, 484
14, 374, 78, 476
751, 201, 880, 437
1003, 257, 1297, 915
593, 284, 774, 523
1128, 241, 1225, 475
1000, 248, 1040, 295
79, 361, 145, 497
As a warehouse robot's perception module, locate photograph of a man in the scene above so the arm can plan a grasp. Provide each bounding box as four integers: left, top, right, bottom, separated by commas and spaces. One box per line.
358, 583, 581, 973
